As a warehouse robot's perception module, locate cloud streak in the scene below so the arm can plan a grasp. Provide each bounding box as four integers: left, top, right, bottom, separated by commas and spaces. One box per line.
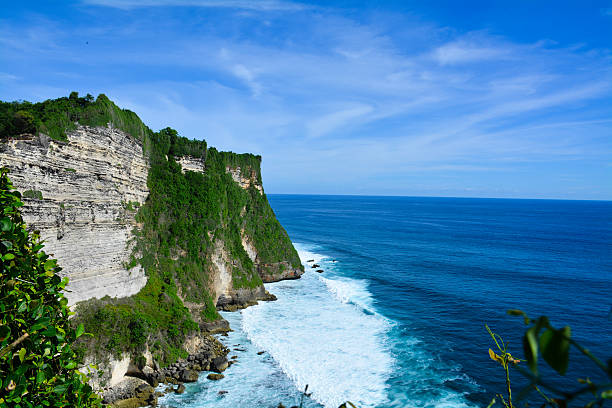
82, 0, 309, 11
1, 3, 611, 198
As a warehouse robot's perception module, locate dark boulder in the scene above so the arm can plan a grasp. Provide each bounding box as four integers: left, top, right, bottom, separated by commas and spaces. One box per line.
211, 356, 229, 373
179, 369, 199, 383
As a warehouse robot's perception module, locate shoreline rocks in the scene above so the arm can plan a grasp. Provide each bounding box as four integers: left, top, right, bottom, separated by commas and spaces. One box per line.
106, 331, 230, 407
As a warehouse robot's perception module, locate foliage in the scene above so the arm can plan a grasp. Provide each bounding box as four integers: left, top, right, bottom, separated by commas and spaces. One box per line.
0, 169, 102, 407
487, 310, 612, 408
0, 92, 151, 142
21, 190, 43, 200
2, 92, 301, 368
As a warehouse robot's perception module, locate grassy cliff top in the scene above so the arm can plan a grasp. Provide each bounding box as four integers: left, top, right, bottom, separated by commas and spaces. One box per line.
1, 92, 301, 366
0, 92, 261, 177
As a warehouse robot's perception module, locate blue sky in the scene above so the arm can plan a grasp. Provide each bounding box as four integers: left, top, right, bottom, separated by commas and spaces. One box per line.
2, 1, 611, 199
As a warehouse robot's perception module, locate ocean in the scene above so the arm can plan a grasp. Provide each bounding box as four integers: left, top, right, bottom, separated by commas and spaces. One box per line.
159, 195, 612, 408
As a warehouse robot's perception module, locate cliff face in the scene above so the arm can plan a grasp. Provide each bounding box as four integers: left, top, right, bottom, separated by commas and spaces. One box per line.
0, 94, 304, 387
0, 126, 148, 304
0, 126, 302, 307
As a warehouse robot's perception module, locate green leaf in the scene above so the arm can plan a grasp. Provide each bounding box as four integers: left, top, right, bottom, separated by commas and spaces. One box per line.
64, 361, 77, 370
602, 390, 612, 399
53, 384, 68, 394
30, 317, 50, 332
507, 309, 525, 316
0, 325, 10, 342
523, 326, 539, 375
3, 253, 15, 261
17, 301, 27, 313
0, 217, 12, 231
539, 326, 571, 375
18, 347, 26, 362
36, 371, 45, 385
43, 260, 55, 271
75, 323, 85, 339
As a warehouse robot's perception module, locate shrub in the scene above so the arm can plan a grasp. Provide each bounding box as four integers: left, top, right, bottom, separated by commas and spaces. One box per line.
21, 189, 43, 200
0, 169, 101, 407
486, 310, 612, 408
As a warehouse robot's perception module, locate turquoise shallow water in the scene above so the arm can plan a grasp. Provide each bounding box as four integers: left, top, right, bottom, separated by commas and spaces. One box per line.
160, 195, 612, 408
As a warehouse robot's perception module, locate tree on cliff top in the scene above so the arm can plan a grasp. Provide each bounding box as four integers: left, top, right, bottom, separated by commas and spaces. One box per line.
0, 169, 101, 407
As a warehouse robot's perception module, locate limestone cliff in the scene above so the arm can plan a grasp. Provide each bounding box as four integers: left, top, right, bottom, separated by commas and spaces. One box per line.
0, 93, 305, 405
0, 93, 303, 372
0, 126, 148, 304
0, 125, 303, 307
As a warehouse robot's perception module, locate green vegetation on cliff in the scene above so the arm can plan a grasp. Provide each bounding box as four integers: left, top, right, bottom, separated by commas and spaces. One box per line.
0, 92, 149, 142
1, 93, 302, 367
0, 170, 101, 407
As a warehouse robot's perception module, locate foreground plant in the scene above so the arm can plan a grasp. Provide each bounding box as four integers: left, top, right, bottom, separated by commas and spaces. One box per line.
487, 310, 612, 408
0, 169, 101, 407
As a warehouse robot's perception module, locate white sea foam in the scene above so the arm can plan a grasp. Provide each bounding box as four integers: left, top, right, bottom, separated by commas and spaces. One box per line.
159, 242, 478, 408
240, 243, 394, 408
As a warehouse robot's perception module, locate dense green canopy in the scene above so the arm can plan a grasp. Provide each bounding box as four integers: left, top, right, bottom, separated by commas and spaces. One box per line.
0, 169, 101, 407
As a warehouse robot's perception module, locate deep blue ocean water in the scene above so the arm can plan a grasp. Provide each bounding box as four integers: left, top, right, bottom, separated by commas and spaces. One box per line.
160, 195, 612, 408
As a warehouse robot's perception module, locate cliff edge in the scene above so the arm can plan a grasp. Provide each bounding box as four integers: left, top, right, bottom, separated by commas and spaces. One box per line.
0, 93, 304, 400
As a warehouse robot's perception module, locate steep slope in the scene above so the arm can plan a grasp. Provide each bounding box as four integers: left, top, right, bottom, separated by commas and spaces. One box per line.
0, 93, 303, 374
0, 127, 149, 304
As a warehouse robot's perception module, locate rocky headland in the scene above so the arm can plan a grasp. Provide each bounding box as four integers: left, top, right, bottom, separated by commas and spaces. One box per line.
0, 93, 305, 406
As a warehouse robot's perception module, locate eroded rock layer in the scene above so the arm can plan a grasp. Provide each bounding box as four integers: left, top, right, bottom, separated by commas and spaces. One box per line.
0, 126, 149, 303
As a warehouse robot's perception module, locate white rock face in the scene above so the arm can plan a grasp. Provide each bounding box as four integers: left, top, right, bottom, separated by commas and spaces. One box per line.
226, 165, 263, 194
210, 239, 234, 304
0, 126, 149, 304
177, 155, 205, 173
241, 228, 258, 262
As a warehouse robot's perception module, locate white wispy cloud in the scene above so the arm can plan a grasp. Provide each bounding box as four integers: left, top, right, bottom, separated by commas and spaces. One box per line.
307, 104, 374, 138
433, 40, 511, 65
2, 4, 611, 197
82, 0, 309, 11
0, 72, 19, 82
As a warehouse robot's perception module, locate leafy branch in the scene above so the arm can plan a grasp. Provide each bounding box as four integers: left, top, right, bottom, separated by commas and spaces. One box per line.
487, 310, 612, 408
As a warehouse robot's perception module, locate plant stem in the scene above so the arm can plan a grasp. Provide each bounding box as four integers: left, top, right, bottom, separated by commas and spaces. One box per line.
505, 361, 513, 408
0, 332, 29, 358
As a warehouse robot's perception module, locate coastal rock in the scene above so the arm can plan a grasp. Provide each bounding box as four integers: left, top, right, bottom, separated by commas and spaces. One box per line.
311, 264, 320, 268
207, 373, 224, 381
175, 384, 186, 394
104, 379, 155, 407
211, 356, 229, 373
180, 369, 200, 382
0, 126, 149, 304
259, 261, 304, 282
262, 290, 277, 301
316, 269, 324, 273
200, 318, 231, 334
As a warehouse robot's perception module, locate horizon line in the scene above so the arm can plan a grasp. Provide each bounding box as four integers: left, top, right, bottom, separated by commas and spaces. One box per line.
265, 192, 612, 202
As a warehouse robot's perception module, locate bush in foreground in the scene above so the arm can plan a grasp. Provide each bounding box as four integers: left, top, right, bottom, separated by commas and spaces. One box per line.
0, 169, 101, 407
